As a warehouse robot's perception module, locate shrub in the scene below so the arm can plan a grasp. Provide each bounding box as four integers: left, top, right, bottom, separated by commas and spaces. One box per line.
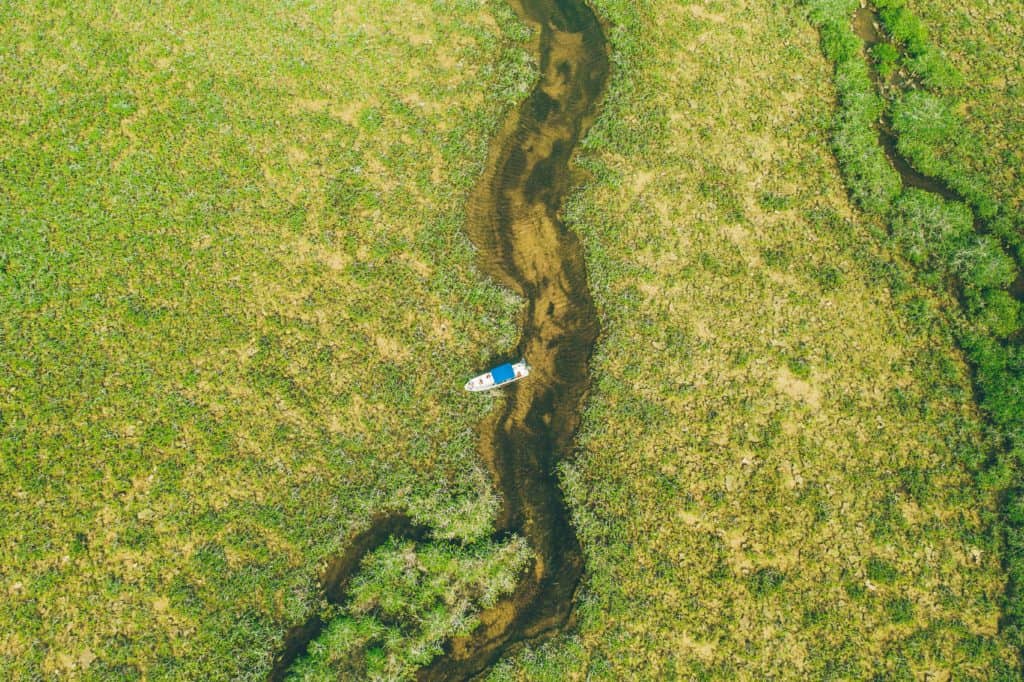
954, 236, 1018, 290
747, 567, 786, 597
866, 557, 899, 583
963, 335, 1024, 439
889, 189, 972, 270
986, 215, 1024, 263
819, 18, 863, 63
891, 92, 957, 149
870, 43, 900, 80
907, 48, 963, 92
833, 114, 902, 216
886, 596, 915, 623
966, 289, 1021, 338
1006, 490, 1024, 527
878, 5, 928, 56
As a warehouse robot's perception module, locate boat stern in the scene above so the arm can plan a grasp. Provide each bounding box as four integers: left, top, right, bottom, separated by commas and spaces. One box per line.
464, 373, 494, 392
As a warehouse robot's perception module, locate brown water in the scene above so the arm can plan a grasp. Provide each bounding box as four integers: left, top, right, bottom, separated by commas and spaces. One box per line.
419, 0, 608, 676
270, 0, 609, 679
852, 5, 882, 45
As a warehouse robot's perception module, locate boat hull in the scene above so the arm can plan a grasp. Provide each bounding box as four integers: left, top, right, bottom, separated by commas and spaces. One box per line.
464, 361, 530, 392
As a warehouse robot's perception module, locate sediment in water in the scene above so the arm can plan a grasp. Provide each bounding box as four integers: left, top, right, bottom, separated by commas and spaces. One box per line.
419, 0, 608, 677
270, 0, 609, 679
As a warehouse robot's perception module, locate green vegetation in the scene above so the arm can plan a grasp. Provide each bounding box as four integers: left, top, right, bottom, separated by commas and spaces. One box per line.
486, 0, 1017, 677
1, 1, 533, 677
807, 0, 1022, 265
804, 0, 1024, 661
3, 0, 1023, 679
289, 538, 530, 681
903, 0, 1024, 214
890, 90, 1023, 259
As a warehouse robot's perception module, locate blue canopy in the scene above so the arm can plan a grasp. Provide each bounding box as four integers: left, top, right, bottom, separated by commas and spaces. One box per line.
491, 363, 515, 384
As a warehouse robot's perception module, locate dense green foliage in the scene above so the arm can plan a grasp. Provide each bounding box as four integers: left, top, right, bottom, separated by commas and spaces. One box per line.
891, 92, 1023, 259
288, 538, 530, 680
904, 0, 1024, 214
811, 5, 901, 216
804, 0, 1024, 658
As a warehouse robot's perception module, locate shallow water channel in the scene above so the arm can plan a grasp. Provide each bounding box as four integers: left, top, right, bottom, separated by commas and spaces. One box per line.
852, 5, 960, 201
270, 0, 609, 678
851, 3, 1024, 301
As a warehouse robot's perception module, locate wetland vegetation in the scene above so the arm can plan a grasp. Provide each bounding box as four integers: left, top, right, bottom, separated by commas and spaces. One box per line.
2, 0, 1023, 679
2, 1, 532, 677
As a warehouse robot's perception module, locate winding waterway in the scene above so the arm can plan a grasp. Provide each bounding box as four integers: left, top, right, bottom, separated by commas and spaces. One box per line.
270, 0, 609, 678
851, 3, 1024, 301
852, 5, 962, 201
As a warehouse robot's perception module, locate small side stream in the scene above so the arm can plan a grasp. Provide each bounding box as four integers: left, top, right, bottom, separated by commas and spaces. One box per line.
852, 3, 1024, 301
852, 6, 961, 201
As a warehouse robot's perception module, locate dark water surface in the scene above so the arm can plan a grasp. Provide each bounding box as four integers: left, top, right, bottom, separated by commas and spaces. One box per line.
270, 0, 609, 678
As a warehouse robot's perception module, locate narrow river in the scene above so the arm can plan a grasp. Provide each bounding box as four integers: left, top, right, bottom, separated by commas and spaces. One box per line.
420, 0, 608, 676
271, 0, 609, 678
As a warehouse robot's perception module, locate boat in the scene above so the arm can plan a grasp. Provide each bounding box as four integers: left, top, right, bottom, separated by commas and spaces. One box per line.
464, 360, 531, 392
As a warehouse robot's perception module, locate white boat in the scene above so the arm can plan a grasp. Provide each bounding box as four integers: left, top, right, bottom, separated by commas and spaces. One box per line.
464, 360, 530, 392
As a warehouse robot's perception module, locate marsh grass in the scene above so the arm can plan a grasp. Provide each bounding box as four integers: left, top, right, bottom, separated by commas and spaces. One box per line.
0, 1, 534, 677
903, 0, 1024, 213
287, 537, 531, 681
804, 0, 1024, 662
487, 0, 1017, 677
3, 0, 1022, 678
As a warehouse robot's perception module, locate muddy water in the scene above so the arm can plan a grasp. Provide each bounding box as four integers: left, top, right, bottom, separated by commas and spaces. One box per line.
271, 0, 608, 679
852, 5, 882, 45
418, 0, 608, 677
